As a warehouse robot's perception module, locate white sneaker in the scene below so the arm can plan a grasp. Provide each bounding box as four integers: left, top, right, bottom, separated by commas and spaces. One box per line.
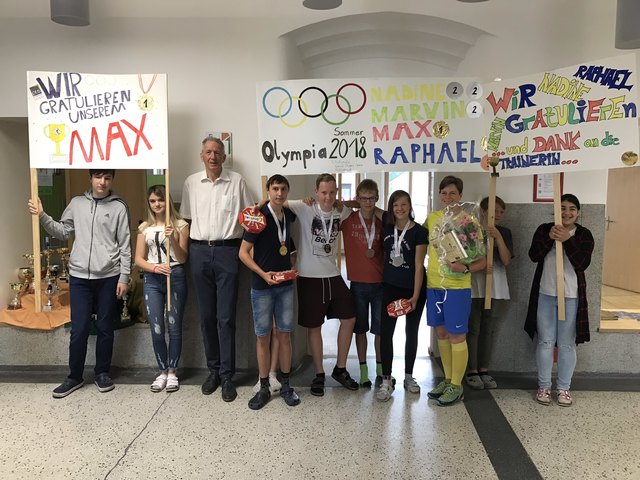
376, 383, 394, 402
252, 375, 282, 394
269, 374, 282, 393
150, 374, 167, 393
403, 376, 421, 393
252, 380, 261, 393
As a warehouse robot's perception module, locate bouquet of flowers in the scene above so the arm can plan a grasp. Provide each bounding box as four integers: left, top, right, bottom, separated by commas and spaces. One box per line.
434, 202, 486, 276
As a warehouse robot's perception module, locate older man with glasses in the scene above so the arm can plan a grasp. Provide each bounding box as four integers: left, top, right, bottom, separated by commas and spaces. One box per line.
180, 136, 254, 402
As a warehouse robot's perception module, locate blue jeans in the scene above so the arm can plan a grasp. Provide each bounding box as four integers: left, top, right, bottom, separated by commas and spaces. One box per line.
68, 275, 119, 381
250, 284, 294, 337
536, 293, 578, 390
350, 282, 383, 336
143, 265, 188, 371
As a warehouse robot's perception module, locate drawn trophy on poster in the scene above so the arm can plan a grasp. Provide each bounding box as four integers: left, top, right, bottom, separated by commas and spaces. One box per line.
43, 123, 69, 164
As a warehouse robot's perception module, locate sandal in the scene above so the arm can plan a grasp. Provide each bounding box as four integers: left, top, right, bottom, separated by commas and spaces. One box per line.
310, 375, 325, 396
166, 374, 179, 392
331, 369, 359, 391
150, 373, 167, 393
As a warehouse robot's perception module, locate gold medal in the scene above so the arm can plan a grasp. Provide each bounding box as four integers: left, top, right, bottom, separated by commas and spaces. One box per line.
621, 151, 638, 166
433, 121, 450, 139
279, 245, 288, 256
324, 244, 332, 254
366, 248, 375, 258
137, 74, 158, 111
138, 94, 154, 111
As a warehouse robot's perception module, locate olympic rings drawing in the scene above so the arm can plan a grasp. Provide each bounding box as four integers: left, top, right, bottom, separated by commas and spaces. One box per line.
262, 83, 367, 127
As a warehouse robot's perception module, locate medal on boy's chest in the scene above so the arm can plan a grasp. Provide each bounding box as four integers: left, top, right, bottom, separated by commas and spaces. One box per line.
268, 203, 288, 257
316, 204, 335, 256
359, 212, 376, 261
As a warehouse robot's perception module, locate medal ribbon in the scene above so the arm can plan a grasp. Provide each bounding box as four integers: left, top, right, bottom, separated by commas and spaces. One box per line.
267, 203, 287, 248
138, 74, 158, 94
393, 221, 410, 258
316, 204, 334, 250
358, 211, 375, 251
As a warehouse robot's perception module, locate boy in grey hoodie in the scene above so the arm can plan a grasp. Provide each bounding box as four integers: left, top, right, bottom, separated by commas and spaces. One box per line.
28, 169, 131, 398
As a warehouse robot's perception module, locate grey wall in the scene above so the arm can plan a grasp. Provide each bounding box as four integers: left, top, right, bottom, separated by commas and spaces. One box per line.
490, 203, 640, 374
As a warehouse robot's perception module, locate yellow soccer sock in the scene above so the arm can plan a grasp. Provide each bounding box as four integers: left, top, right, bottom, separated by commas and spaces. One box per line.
451, 341, 469, 387
437, 339, 453, 381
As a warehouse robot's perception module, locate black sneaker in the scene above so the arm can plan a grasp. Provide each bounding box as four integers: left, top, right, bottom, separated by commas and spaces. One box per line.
94, 374, 115, 393
221, 378, 237, 402
52, 378, 84, 399
201, 371, 220, 395
281, 387, 301, 407
248, 387, 271, 410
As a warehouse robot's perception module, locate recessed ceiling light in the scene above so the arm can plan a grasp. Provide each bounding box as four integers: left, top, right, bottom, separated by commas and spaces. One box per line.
303, 0, 342, 10
457, 0, 489, 3
50, 0, 90, 26
494, 77, 502, 82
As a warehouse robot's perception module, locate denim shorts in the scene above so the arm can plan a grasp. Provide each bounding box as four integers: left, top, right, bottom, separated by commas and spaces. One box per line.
350, 281, 383, 336
250, 284, 294, 337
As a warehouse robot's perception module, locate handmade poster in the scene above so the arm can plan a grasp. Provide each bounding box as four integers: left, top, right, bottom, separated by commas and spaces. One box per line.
482, 54, 639, 176
257, 77, 485, 175
27, 71, 168, 169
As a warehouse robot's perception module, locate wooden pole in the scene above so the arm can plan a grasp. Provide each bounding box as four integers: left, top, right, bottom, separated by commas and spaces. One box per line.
261, 176, 268, 201
484, 174, 497, 310
165, 169, 171, 310
30, 169, 42, 312
553, 173, 566, 320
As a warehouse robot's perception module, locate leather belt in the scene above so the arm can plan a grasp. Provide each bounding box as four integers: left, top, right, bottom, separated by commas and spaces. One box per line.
191, 238, 241, 247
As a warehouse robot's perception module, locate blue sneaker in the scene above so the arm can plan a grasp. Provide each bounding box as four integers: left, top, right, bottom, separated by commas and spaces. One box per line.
94, 374, 114, 393
52, 378, 84, 398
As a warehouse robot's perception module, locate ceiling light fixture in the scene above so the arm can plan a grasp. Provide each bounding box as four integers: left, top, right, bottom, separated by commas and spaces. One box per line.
303, 0, 342, 10
457, 0, 489, 3
50, 0, 90, 27
615, 0, 640, 49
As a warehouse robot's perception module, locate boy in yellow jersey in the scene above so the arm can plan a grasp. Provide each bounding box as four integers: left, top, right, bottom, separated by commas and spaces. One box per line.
424, 176, 486, 406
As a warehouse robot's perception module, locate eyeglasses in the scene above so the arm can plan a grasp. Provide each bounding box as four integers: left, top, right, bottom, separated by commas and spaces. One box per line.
358, 196, 377, 203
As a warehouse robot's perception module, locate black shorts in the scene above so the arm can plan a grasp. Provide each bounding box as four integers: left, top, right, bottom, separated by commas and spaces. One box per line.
297, 276, 356, 328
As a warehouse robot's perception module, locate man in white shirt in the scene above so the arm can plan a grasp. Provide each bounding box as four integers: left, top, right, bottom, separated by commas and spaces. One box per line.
180, 136, 254, 402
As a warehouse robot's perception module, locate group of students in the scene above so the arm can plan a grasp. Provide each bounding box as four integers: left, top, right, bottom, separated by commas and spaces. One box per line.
28, 135, 594, 410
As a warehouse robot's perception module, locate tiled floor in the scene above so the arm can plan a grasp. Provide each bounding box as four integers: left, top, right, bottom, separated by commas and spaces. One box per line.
2, 362, 639, 480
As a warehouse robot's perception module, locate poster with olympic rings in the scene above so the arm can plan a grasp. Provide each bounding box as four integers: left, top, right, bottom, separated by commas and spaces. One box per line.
27, 71, 168, 169
257, 77, 485, 175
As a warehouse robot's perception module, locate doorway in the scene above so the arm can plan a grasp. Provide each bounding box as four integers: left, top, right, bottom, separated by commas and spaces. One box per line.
321, 171, 435, 366
601, 166, 640, 330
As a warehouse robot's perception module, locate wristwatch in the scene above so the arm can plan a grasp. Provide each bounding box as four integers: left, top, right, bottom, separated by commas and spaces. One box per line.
463, 266, 470, 274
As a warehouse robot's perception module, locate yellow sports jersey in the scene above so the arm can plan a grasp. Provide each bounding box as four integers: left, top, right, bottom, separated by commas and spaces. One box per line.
424, 210, 470, 290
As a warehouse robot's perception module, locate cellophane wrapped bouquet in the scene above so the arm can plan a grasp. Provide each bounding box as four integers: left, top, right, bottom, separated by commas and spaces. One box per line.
435, 202, 486, 277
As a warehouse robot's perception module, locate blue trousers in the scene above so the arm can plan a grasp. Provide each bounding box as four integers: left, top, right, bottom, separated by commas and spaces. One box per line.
143, 265, 188, 371
189, 243, 239, 379
68, 275, 119, 381
536, 293, 578, 390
